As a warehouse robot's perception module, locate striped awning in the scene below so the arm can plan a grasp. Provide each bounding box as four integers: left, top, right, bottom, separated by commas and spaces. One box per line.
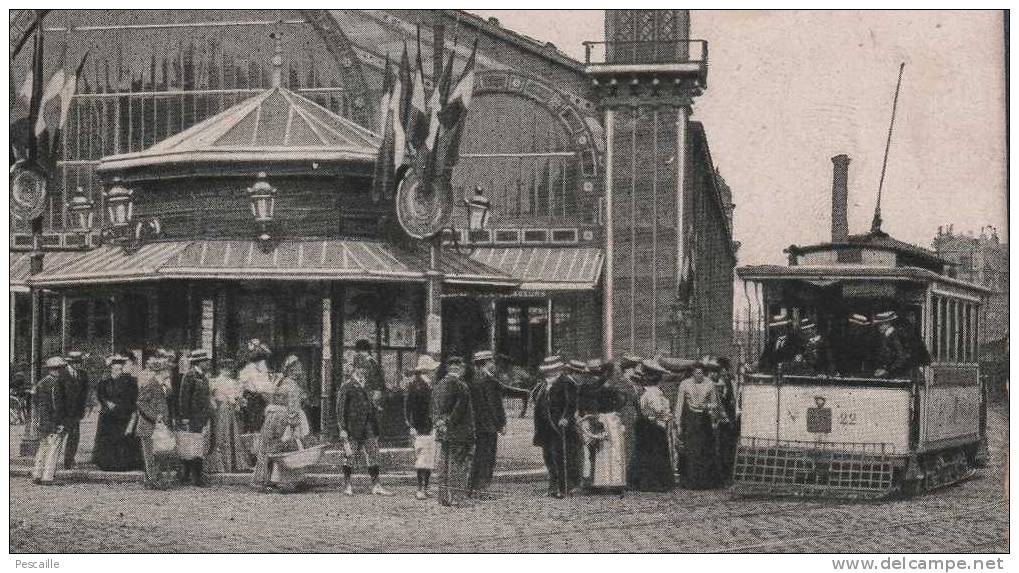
28, 240, 516, 288
10, 251, 95, 292
469, 247, 604, 291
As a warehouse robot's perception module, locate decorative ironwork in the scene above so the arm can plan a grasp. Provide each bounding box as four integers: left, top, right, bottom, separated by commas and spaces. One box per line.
10, 161, 48, 222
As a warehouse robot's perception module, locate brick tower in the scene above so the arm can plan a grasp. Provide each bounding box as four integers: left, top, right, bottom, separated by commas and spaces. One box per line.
586, 10, 712, 358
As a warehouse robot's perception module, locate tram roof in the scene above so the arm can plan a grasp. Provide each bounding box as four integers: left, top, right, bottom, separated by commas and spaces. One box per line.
736, 264, 994, 295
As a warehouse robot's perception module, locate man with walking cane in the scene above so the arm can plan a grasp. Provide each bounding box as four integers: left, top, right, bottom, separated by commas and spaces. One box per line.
532, 356, 576, 498
433, 356, 475, 507
31, 357, 70, 485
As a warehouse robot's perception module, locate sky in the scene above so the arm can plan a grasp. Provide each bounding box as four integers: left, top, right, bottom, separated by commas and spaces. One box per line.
470, 10, 1008, 266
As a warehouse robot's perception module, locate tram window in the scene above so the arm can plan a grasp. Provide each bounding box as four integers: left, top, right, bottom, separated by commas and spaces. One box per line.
931, 296, 940, 361
947, 299, 956, 362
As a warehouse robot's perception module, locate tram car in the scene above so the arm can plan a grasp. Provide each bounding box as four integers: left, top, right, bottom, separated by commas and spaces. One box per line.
734, 230, 992, 499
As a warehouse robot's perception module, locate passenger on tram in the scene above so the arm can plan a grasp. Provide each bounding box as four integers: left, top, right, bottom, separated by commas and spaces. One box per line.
794, 317, 834, 376
872, 311, 916, 379
757, 310, 801, 373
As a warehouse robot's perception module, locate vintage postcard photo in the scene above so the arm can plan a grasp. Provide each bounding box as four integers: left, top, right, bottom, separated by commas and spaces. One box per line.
7, 8, 1008, 557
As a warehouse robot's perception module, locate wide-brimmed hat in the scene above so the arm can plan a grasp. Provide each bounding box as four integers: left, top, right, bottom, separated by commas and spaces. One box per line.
659, 356, 696, 374
105, 354, 128, 367
769, 309, 792, 328
414, 354, 441, 372
872, 311, 898, 325
848, 314, 871, 326
539, 355, 565, 375
567, 359, 587, 373
700, 355, 721, 372
44, 356, 67, 369
65, 351, 84, 363
189, 349, 210, 362
618, 355, 643, 370
639, 357, 669, 375
472, 350, 495, 363
586, 358, 606, 373
799, 317, 817, 330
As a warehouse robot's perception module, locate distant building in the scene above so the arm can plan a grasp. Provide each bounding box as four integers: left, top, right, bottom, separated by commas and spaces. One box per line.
932, 225, 1008, 351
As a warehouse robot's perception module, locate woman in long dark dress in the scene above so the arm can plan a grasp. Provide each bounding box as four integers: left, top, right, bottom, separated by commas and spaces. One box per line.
92, 355, 143, 471
632, 360, 675, 492
674, 361, 727, 489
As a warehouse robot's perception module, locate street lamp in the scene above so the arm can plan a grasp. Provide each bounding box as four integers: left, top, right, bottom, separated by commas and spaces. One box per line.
104, 178, 134, 228
247, 171, 278, 250
67, 188, 94, 232
464, 186, 491, 233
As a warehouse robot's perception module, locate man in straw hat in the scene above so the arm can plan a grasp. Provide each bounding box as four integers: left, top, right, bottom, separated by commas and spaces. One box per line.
532, 355, 577, 498
136, 352, 174, 489
758, 309, 801, 373
405, 354, 440, 500
795, 317, 834, 375
61, 351, 90, 469
31, 357, 70, 485
172, 349, 213, 486
433, 356, 475, 507
872, 311, 914, 378
469, 349, 506, 494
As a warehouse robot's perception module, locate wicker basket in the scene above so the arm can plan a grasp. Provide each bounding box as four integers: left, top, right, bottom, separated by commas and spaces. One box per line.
176, 431, 205, 460
269, 438, 325, 470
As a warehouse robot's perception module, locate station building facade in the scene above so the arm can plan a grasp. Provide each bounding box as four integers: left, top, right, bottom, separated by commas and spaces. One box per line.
9, 9, 737, 436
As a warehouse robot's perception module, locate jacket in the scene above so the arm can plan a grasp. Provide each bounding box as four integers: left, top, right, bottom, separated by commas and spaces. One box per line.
62, 366, 90, 420
758, 332, 803, 373
97, 373, 139, 421
33, 373, 66, 434
877, 327, 913, 377
404, 378, 433, 434
470, 370, 506, 434
335, 380, 380, 441
353, 354, 386, 396
532, 374, 577, 447
170, 368, 212, 431
433, 372, 474, 444
135, 375, 171, 439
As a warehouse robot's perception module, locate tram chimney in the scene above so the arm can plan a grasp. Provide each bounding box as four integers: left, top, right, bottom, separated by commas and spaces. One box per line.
831, 154, 850, 242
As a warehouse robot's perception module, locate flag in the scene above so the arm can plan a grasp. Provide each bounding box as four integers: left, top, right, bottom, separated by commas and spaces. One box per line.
389, 63, 407, 173
370, 59, 397, 203
677, 223, 695, 307
437, 36, 457, 106
398, 43, 412, 126
18, 69, 34, 102
440, 39, 477, 130
57, 52, 90, 132
405, 29, 429, 151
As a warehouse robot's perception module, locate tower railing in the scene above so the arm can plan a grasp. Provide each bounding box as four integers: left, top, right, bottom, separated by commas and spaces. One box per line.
583, 39, 708, 66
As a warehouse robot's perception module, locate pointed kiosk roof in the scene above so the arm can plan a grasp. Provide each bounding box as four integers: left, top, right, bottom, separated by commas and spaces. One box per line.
97, 86, 380, 173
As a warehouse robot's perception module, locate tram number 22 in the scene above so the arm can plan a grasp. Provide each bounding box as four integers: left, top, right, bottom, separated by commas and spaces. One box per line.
838, 412, 857, 426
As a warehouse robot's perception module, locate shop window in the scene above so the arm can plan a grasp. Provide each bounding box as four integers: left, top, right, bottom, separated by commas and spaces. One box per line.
94, 298, 111, 339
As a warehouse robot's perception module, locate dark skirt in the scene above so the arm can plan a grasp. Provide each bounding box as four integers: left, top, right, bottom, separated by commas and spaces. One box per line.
680, 404, 722, 490
242, 391, 267, 433
632, 417, 675, 492
92, 412, 143, 471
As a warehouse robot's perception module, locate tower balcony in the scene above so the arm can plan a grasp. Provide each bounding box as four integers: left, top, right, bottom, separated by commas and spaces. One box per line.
584, 40, 708, 91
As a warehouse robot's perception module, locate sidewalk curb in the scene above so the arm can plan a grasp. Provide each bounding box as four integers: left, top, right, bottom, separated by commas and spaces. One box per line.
9, 463, 547, 488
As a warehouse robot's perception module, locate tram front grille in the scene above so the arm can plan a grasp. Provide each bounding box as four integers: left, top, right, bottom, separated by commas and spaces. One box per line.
732, 437, 898, 499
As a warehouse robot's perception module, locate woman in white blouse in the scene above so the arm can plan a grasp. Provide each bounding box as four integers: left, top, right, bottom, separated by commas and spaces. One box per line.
673, 359, 728, 489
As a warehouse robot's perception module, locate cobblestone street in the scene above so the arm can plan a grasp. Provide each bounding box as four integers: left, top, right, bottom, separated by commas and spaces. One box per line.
9, 404, 1008, 553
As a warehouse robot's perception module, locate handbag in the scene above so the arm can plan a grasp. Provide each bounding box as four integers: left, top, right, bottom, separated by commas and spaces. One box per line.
151, 421, 177, 456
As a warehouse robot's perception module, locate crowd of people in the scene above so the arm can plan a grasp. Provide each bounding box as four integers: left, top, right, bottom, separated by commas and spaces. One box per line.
24, 337, 742, 506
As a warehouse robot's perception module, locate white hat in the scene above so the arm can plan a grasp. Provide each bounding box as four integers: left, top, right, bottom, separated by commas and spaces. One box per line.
472, 350, 495, 363
414, 354, 441, 373
44, 356, 67, 369
872, 311, 898, 324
